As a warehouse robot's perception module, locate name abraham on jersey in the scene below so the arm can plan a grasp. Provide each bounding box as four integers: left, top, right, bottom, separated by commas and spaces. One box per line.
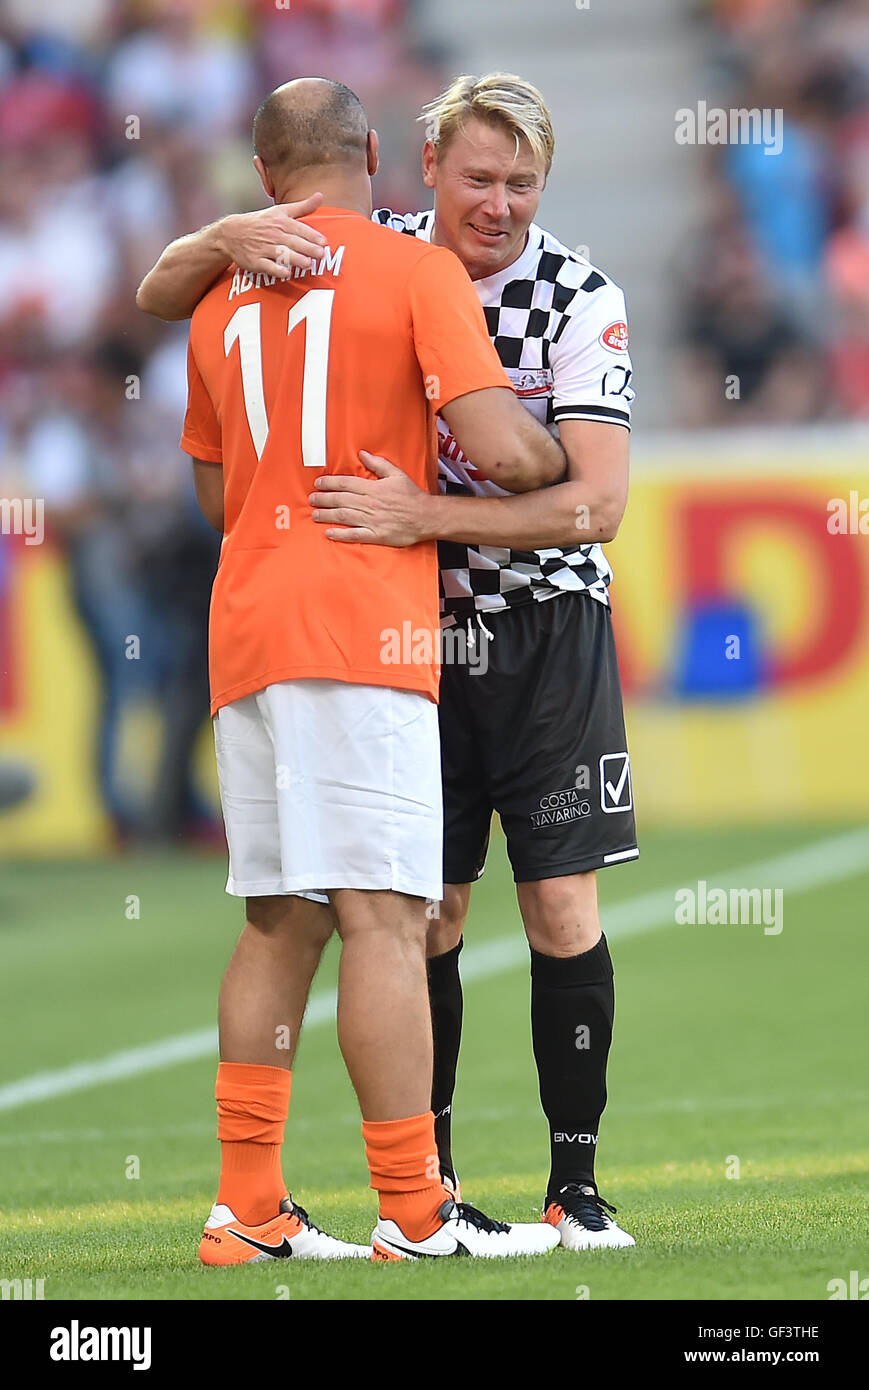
373, 208, 634, 619
227, 245, 346, 300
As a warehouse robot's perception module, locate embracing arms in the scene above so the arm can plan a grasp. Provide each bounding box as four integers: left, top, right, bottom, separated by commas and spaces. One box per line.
311, 419, 628, 549
136, 197, 328, 320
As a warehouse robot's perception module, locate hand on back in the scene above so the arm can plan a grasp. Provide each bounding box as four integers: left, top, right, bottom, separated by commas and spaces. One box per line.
220, 194, 328, 278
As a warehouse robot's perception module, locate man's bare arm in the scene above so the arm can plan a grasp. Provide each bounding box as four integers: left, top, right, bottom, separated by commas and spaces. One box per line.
439, 387, 567, 494
136, 195, 328, 321
311, 422, 629, 548
426, 419, 628, 544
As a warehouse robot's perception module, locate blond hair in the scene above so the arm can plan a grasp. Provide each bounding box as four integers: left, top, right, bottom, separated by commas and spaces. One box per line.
419, 72, 555, 174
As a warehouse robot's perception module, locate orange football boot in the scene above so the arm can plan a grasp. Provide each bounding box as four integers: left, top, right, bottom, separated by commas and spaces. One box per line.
199, 1195, 370, 1264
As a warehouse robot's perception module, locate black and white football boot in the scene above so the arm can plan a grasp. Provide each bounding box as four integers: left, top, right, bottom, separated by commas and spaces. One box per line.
372, 1197, 560, 1261
543, 1183, 635, 1250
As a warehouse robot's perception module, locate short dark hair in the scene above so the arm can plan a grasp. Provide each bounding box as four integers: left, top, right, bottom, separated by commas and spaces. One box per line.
253, 79, 369, 177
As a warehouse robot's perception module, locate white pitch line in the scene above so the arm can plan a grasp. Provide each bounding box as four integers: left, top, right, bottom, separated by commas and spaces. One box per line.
0, 994, 337, 1116
1, 825, 866, 1115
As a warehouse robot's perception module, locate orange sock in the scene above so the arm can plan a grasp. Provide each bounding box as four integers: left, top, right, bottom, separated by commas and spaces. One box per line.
363, 1110, 447, 1241
215, 1062, 291, 1227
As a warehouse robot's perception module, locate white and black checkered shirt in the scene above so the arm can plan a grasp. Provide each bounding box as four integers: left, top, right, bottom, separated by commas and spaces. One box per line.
373, 207, 635, 619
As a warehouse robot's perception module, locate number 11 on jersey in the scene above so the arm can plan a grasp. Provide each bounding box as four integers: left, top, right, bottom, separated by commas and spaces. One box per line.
223, 289, 334, 468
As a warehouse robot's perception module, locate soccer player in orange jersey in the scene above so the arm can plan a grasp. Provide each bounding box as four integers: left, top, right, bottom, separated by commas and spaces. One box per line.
139, 73, 638, 1255
171, 79, 565, 1262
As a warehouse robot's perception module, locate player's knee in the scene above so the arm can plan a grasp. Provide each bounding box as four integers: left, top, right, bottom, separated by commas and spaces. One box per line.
518, 874, 601, 957
333, 889, 427, 949
245, 894, 333, 948
245, 895, 291, 932
426, 884, 467, 957
426, 916, 462, 957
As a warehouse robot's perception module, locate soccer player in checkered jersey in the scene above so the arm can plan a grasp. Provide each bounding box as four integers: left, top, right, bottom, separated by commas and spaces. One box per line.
138, 73, 637, 1249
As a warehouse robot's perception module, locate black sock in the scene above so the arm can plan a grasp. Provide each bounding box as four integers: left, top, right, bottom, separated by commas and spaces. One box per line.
530, 933, 615, 1204
426, 938, 464, 1182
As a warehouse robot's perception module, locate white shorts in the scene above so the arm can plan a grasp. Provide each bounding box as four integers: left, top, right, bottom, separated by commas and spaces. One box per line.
213, 679, 442, 903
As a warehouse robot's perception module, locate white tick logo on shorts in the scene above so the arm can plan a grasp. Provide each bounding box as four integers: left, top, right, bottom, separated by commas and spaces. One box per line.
600, 753, 632, 813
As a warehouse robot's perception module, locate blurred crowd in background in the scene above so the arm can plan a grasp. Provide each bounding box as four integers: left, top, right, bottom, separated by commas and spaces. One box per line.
0, 0, 446, 842
681, 0, 869, 423
1, 0, 867, 841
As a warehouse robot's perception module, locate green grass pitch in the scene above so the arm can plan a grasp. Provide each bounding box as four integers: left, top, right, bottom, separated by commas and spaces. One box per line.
0, 822, 866, 1301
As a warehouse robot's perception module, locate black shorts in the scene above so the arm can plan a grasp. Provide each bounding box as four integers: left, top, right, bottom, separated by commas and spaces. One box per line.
440, 592, 639, 884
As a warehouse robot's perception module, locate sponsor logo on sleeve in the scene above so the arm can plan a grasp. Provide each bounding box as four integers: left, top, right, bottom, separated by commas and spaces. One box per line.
599, 321, 629, 354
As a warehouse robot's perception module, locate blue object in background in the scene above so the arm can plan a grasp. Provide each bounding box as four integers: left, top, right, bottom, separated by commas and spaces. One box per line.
725, 124, 831, 279
673, 600, 767, 699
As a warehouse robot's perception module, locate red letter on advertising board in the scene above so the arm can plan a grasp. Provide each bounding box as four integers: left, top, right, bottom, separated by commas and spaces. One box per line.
680, 495, 865, 686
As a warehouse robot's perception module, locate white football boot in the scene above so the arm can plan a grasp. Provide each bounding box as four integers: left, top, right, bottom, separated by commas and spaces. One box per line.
543, 1183, 636, 1250
372, 1196, 560, 1261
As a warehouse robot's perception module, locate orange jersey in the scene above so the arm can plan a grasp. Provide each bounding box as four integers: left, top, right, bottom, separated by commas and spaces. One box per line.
180, 208, 510, 715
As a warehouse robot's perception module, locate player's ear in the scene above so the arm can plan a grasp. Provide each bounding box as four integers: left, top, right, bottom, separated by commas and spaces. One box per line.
422, 139, 437, 190
366, 129, 379, 177
253, 155, 276, 201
